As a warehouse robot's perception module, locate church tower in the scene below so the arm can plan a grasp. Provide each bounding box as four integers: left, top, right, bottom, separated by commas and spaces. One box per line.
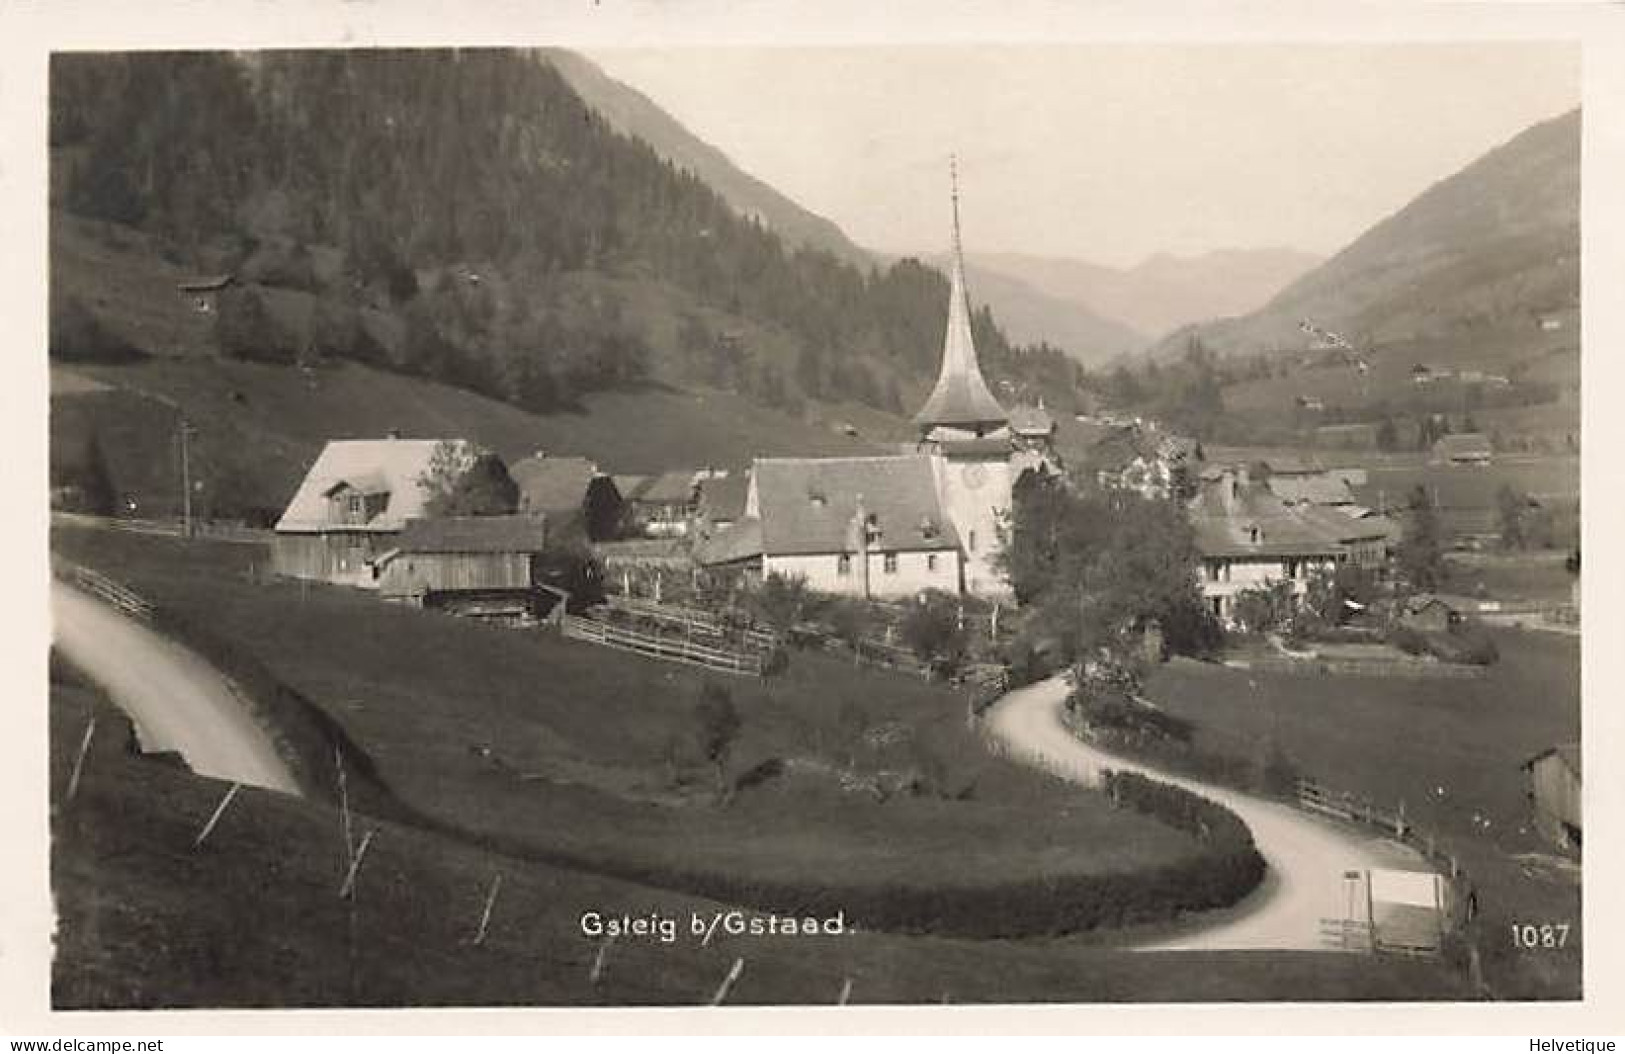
916, 159, 1014, 597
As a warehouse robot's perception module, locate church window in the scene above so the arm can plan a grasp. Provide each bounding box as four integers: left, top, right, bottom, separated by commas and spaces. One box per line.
927, 554, 938, 571
883, 553, 898, 574
837, 554, 852, 576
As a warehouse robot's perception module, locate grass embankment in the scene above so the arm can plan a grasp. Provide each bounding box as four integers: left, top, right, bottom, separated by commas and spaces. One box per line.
53, 526, 1230, 940
1140, 635, 1581, 1000
49, 657, 1467, 1006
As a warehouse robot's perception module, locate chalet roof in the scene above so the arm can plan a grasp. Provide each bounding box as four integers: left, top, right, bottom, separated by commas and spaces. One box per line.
1523, 742, 1581, 779
510, 455, 599, 516
1008, 404, 1056, 436
636, 470, 699, 505
1435, 433, 1493, 458
611, 474, 651, 500
1268, 474, 1356, 507
276, 438, 470, 533
752, 455, 960, 556
177, 275, 235, 292
1403, 593, 1457, 614
1188, 475, 1348, 559
321, 472, 390, 498
395, 515, 548, 554
1261, 456, 1323, 476
697, 474, 749, 522
695, 516, 764, 566
1294, 504, 1392, 544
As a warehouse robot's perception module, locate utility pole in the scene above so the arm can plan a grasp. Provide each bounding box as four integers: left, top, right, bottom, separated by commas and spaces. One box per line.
179, 417, 194, 539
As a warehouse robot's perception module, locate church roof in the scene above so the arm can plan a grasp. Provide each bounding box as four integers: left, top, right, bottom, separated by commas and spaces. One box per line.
913, 166, 1007, 434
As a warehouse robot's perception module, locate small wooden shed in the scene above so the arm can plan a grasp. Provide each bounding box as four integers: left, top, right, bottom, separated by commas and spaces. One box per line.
376, 515, 548, 616
1523, 743, 1581, 856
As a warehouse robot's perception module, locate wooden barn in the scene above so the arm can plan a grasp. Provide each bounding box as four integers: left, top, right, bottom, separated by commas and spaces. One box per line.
375, 515, 549, 618
272, 438, 475, 587
1523, 743, 1581, 856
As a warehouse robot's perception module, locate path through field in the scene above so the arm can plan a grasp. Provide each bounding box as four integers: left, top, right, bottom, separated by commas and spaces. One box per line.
986, 676, 1424, 951
52, 580, 301, 796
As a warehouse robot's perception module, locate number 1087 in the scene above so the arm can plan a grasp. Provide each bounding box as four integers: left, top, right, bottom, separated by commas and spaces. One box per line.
1511, 923, 1571, 949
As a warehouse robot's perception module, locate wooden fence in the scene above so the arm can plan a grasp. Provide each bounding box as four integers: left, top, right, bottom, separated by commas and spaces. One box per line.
58, 561, 153, 621
1238, 655, 1485, 680
602, 595, 778, 653
54, 512, 272, 544
559, 613, 763, 676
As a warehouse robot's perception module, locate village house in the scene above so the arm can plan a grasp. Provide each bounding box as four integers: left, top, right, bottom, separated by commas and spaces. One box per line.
1187, 466, 1348, 625
272, 437, 474, 587
622, 470, 702, 537
177, 274, 235, 316
1434, 432, 1494, 466
1008, 404, 1057, 453
1267, 472, 1357, 508
509, 453, 622, 540
713, 455, 964, 599
695, 472, 749, 534
375, 514, 550, 618
1088, 424, 1196, 501
1523, 743, 1581, 855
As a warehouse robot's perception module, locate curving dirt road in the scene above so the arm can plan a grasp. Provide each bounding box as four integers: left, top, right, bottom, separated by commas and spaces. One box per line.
52, 580, 302, 796
985, 676, 1425, 951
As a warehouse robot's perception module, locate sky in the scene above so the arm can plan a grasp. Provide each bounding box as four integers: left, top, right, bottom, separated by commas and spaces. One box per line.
588, 43, 1579, 269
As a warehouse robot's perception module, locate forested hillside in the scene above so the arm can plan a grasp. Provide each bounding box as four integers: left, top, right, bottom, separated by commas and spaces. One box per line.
50, 49, 1087, 419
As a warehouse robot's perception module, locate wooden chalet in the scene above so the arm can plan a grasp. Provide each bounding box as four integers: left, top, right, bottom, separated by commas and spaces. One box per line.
273, 438, 475, 587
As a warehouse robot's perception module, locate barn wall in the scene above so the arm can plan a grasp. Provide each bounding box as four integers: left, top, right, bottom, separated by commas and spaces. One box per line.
272, 531, 395, 588
1529, 755, 1581, 848
378, 552, 533, 598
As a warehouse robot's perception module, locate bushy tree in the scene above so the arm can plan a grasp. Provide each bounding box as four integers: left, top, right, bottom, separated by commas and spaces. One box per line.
1398, 485, 1446, 589
418, 442, 518, 518
900, 589, 968, 676
692, 681, 742, 804
1497, 484, 1529, 550
750, 571, 811, 634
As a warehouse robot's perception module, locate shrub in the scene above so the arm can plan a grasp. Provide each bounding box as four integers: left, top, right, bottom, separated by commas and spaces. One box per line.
1387, 624, 1429, 657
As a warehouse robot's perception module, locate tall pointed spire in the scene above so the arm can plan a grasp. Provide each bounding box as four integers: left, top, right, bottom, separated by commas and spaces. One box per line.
913, 155, 1008, 436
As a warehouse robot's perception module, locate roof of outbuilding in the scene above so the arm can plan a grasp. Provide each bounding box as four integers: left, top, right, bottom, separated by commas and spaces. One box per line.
1524, 742, 1581, 779
636, 470, 699, 505
395, 515, 548, 553
1268, 474, 1357, 507
1008, 405, 1056, 436
276, 438, 470, 533
1435, 433, 1493, 457
752, 455, 960, 556
695, 516, 765, 566
510, 455, 599, 516
697, 474, 749, 521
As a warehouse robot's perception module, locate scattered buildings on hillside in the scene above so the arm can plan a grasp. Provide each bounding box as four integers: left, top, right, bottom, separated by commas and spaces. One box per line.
272, 437, 472, 587
1524, 743, 1581, 855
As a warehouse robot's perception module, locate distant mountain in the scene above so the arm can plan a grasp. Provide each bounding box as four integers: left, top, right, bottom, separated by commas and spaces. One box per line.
972, 247, 1323, 343
1150, 108, 1580, 364
910, 255, 1145, 366
544, 49, 873, 269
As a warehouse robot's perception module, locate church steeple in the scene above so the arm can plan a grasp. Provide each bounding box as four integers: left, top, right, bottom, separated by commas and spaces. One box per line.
913, 156, 1009, 437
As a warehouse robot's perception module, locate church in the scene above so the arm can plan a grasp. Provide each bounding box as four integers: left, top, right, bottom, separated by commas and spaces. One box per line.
697, 166, 1056, 599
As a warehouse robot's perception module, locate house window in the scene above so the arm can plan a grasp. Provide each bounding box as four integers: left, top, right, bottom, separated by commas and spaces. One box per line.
837, 554, 852, 576
883, 553, 898, 574
927, 553, 938, 572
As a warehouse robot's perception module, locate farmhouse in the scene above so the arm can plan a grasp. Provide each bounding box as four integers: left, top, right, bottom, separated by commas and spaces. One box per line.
1188, 467, 1348, 624
1087, 424, 1195, 501
731, 456, 963, 598
1267, 472, 1356, 508
375, 515, 549, 618
273, 437, 473, 587
695, 472, 748, 533
1523, 743, 1581, 855
1008, 404, 1057, 452
1434, 432, 1494, 465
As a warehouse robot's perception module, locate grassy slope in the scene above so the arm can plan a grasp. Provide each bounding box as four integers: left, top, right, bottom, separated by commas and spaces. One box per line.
50, 527, 1197, 906
49, 663, 1464, 1007
1142, 631, 1581, 999
50, 355, 892, 520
